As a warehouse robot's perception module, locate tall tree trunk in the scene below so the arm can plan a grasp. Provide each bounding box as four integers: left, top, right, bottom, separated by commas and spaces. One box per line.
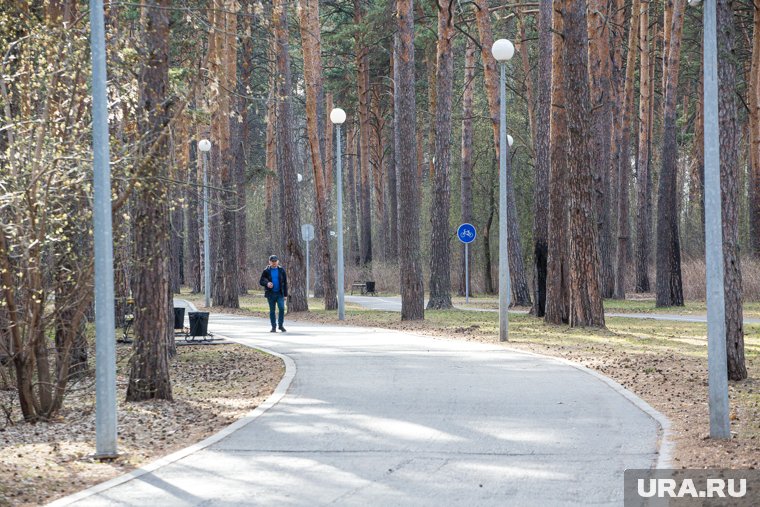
235, 9, 254, 295
169, 131, 184, 294
635, 0, 652, 292
483, 161, 496, 295
396, 0, 424, 320
655, 0, 685, 307
387, 50, 399, 263
545, 0, 570, 325
459, 38, 476, 297
298, 0, 337, 310
127, 0, 173, 401
562, 0, 605, 327
355, 0, 373, 266
531, 0, 552, 316
347, 122, 361, 266
749, 2, 760, 257
717, 0, 747, 380
473, 0, 531, 306
186, 139, 201, 293
427, 1, 455, 310
614, 0, 641, 300
587, 0, 615, 299
370, 89, 387, 260
214, 0, 239, 309
273, 0, 307, 311
265, 90, 277, 256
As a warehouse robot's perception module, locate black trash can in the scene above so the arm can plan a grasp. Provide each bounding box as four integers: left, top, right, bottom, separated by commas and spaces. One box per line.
173, 307, 185, 330
188, 312, 209, 337
365, 281, 376, 294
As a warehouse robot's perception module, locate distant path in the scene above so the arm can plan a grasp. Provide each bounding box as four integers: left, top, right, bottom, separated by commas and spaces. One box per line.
346, 295, 760, 324
58, 303, 664, 506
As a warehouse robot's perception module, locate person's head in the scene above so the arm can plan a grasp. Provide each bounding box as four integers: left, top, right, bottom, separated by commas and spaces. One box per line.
268, 255, 279, 267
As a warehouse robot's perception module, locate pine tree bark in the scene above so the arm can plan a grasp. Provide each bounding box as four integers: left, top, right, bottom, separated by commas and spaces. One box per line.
635, 0, 653, 292
355, 0, 373, 266
717, 0, 747, 380
186, 139, 201, 293
473, 0, 531, 306
587, 0, 615, 299
170, 132, 184, 294
562, 0, 605, 327
396, 0, 424, 320
273, 0, 308, 311
459, 38, 476, 297
545, 0, 570, 325
483, 161, 496, 295
531, 0, 552, 316
427, 0, 455, 310
749, 2, 760, 257
347, 122, 362, 266
264, 90, 277, 256
614, 0, 641, 300
298, 0, 337, 310
387, 50, 399, 263
127, 0, 173, 401
655, 0, 685, 307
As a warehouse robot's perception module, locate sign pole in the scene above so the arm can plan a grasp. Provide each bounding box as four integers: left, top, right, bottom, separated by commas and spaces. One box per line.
306, 239, 310, 299
465, 243, 469, 304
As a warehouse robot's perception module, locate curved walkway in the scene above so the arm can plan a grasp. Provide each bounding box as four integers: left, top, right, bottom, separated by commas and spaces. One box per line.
60, 310, 664, 506
347, 295, 760, 324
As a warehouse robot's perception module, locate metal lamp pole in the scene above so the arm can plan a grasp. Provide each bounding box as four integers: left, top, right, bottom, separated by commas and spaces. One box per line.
694, 0, 731, 439
492, 39, 514, 343
89, 0, 117, 458
199, 139, 212, 308
331, 108, 347, 320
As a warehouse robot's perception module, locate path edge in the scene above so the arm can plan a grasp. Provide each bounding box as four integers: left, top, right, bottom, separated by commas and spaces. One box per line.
47, 336, 296, 506
500, 344, 674, 469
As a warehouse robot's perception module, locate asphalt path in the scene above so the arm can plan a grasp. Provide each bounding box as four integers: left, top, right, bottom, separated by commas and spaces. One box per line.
346, 295, 760, 324
57, 304, 665, 506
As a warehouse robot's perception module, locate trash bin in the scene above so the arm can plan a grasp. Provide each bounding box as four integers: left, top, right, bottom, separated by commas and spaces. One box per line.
188, 312, 209, 337
173, 307, 185, 330
365, 281, 376, 294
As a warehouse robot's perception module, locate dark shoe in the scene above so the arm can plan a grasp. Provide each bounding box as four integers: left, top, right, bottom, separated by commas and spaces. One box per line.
279, 326, 286, 332
270, 328, 277, 333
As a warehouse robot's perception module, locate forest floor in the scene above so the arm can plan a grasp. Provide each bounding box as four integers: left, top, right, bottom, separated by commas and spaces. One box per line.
186, 290, 760, 472
0, 340, 284, 506
450, 294, 760, 318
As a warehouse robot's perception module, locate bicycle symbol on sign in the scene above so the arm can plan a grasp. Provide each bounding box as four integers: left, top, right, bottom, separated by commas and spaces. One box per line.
457, 223, 477, 244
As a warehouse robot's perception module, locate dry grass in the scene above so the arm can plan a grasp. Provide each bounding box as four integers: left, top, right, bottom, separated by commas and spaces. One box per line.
342, 258, 760, 304
680, 258, 760, 302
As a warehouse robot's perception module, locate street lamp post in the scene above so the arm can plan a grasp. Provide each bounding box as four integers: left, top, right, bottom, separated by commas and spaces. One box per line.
90, 0, 117, 459
492, 38, 515, 343
198, 139, 212, 308
690, 0, 730, 439
330, 107, 347, 320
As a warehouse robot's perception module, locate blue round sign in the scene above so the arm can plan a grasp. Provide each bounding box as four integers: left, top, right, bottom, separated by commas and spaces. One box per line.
457, 223, 477, 244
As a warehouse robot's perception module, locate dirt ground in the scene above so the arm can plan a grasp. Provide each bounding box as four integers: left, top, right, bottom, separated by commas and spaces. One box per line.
0, 342, 284, 506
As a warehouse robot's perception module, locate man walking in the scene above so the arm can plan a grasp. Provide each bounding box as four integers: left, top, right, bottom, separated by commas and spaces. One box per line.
260, 255, 288, 332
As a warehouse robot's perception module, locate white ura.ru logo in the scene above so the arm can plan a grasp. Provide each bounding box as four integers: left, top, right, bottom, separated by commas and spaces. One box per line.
638, 478, 746, 498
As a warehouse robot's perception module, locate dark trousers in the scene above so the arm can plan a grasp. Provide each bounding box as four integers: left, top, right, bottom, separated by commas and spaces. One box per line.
267, 293, 285, 328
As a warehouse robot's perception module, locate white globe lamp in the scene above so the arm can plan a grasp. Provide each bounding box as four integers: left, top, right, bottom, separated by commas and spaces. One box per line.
491, 39, 515, 62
